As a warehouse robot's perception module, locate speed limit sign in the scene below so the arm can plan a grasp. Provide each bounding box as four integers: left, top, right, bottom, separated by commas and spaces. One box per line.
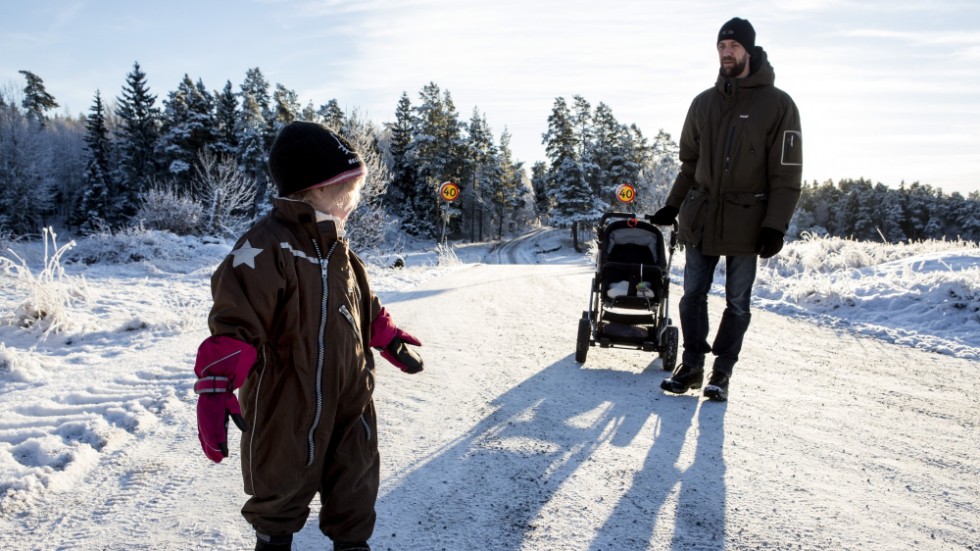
440, 181, 460, 202
616, 183, 636, 204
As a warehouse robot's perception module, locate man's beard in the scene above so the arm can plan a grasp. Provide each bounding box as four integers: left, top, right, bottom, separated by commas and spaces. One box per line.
720, 56, 748, 78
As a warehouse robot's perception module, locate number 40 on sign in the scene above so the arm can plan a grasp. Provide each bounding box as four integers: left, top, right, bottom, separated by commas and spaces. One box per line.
440, 181, 460, 202
616, 183, 636, 204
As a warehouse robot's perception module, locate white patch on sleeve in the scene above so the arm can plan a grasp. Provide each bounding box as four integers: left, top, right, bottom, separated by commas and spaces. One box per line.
781, 130, 803, 166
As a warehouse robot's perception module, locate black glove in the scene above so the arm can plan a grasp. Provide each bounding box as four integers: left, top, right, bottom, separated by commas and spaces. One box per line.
648, 205, 679, 226
756, 227, 784, 259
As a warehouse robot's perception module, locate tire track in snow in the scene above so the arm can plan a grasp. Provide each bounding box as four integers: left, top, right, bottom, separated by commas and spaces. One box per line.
484, 228, 556, 265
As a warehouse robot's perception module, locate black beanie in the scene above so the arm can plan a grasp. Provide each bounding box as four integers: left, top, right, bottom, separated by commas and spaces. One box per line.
718, 17, 755, 51
267, 121, 366, 197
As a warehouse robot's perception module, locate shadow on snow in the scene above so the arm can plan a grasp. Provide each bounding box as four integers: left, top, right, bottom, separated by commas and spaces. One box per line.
366, 354, 728, 550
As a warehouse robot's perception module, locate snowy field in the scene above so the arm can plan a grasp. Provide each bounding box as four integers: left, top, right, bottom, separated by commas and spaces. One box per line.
0, 227, 977, 550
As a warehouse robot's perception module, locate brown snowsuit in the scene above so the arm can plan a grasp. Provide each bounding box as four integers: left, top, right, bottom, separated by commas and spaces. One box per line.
208, 197, 380, 541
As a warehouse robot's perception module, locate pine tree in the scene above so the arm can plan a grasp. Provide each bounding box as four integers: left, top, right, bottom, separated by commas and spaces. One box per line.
571, 96, 592, 160
642, 129, 676, 211
543, 97, 578, 167
589, 102, 621, 204
948, 191, 980, 241
440, 90, 468, 184
530, 161, 550, 219
213, 81, 239, 159
115, 61, 161, 224
318, 99, 345, 131
550, 156, 593, 251
157, 75, 216, 194
0, 92, 55, 234
811, 180, 840, 234
18, 70, 59, 126
542, 96, 599, 250
300, 101, 318, 122
406, 82, 463, 238
849, 179, 877, 240
900, 182, 936, 240
494, 128, 526, 238
272, 83, 300, 127
464, 108, 501, 241
237, 68, 274, 215
610, 124, 663, 213
385, 92, 416, 219
44, 113, 87, 224
871, 182, 906, 242
76, 91, 114, 233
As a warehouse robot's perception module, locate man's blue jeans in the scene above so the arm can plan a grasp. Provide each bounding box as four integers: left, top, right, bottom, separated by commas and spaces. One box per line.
678, 246, 757, 376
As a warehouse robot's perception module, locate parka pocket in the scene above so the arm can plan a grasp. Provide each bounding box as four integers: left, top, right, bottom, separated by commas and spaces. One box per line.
678, 189, 709, 244
722, 192, 768, 247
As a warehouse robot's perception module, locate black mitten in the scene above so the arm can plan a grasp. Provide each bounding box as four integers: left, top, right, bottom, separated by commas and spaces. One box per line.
648, 205, 679, 225
757, 227, 785, 259
384, 337, 424, 374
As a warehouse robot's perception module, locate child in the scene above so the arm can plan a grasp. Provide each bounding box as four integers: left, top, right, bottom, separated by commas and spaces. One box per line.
193, 121, 423, 551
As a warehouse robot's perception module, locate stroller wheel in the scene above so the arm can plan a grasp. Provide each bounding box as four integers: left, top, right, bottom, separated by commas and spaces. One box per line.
659, 325, 678, 371
575, 313, 591, 363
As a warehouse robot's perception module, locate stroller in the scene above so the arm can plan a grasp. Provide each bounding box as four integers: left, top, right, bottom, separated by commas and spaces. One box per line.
575, 212, 679, 370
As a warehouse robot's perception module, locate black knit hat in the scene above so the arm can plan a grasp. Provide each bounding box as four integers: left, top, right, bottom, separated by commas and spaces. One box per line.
267, 121, 366, 197
718, 17, 755, 51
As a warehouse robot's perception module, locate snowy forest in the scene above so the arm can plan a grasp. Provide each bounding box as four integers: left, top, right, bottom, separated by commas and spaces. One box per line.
1, 63, 978, 248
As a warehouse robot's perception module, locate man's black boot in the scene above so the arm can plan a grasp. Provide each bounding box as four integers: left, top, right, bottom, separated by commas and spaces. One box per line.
255, 532, 292, 551
703, 371, 730, 402
660, 363, 704, 394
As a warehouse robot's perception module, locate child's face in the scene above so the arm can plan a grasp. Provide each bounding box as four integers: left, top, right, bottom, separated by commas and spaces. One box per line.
307, 186, 351, 220
304, 177, 364, 221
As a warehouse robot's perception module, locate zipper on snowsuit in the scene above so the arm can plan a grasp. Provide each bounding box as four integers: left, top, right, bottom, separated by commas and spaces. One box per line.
307, 239, 338, 466
340, 304, 374, 443
339, 304, 362, 343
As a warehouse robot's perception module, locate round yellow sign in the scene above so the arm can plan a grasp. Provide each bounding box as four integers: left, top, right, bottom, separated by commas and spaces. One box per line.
616, 183, 636, 204
440, 181, 460, 202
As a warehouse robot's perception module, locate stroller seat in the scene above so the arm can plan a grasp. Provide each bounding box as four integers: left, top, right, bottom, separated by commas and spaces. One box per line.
600, 224, 667, 308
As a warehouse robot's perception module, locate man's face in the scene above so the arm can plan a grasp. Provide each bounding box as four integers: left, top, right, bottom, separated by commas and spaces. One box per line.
718, 39, 750, 78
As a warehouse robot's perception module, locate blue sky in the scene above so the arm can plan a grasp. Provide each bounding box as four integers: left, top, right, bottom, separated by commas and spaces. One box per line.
2, 0, 978, 196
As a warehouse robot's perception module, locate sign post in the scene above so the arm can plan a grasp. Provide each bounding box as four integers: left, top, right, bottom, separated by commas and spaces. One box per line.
439, 181, 459, 244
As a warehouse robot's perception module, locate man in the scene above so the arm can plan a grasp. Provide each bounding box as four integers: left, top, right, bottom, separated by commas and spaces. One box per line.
649, 17, 802, 401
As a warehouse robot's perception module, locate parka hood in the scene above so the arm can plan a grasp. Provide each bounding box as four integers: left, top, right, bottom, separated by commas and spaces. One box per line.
716, 46, 775, 95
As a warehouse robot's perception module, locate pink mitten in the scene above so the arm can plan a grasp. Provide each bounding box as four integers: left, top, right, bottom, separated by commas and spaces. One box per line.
196, 391, 247, 462
369, 307, 398, 349
370, 308, 423, 374
193, 336, 257, 462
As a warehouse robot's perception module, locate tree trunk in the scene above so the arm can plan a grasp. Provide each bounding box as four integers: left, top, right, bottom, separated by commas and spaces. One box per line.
478, 206, 484, 242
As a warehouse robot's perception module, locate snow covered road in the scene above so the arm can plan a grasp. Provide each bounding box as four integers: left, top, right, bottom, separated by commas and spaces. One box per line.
371, 248, 978, 551
0, 230, 977, 550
